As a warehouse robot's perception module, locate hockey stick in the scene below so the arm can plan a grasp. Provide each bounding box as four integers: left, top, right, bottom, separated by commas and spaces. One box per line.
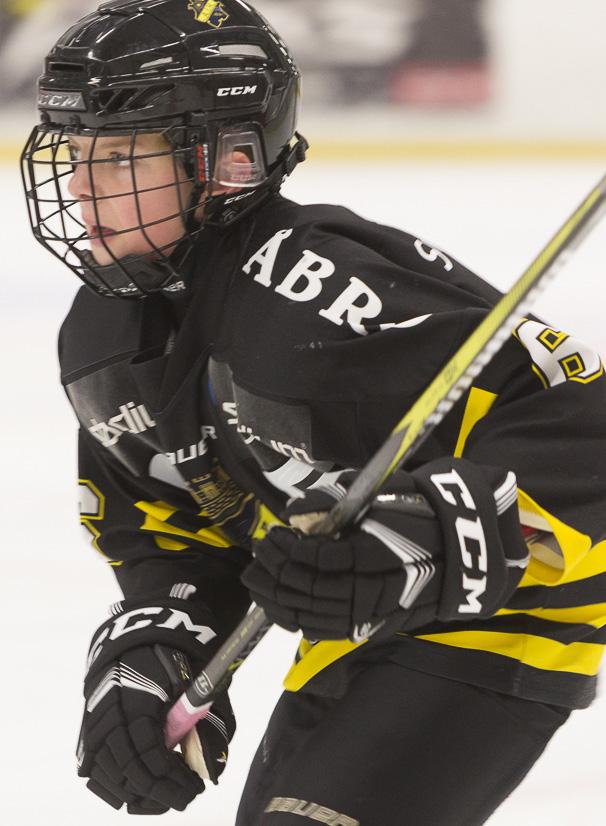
165, 172, 606, 752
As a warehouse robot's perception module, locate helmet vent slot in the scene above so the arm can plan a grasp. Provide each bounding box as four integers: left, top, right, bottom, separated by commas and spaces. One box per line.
97, 88, 136, 113
48, 61, 86, 74
129, 84, 175, 110
139, 56, 175, 71
218, 44, 268, 59
97, 84, 176, 113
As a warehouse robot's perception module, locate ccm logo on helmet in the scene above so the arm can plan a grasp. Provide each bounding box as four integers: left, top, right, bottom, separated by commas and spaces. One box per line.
38, 90, 86, 111
217, 85, 258, 97
430, 468, 488, 615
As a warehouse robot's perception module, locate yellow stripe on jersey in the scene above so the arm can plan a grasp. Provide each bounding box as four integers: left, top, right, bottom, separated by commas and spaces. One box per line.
283, 638, 367, 692
497, 604, 606, 628
517, 489, 593, 585
448, 386, 594, 585
282, 621, 606, 693
410, 630, 604, 677
154, 536, 190, 551
251, 502, 284, 540
281, 380, 604, 697
561, 539, 606, 583
453, 387, 498, 458
135, 499, 234, 549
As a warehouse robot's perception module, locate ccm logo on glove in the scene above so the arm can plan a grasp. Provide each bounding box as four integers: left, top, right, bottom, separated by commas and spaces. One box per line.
88, 606, 217, 668
430, 468, 490, 615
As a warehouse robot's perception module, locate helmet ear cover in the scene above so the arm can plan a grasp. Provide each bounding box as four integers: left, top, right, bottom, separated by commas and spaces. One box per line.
173, 121, 268, 189
165, 121, 272, 235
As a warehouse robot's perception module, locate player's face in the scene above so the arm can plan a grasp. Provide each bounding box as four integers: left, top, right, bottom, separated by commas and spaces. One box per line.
67, 133, 192, 266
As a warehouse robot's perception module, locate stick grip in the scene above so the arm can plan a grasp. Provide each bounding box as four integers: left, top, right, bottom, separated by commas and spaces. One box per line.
164, 695, 213, 750
164, 606, 271, 748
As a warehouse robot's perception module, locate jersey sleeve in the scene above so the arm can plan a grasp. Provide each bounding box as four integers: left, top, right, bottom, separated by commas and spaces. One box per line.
457, 319, 606, 586
77, 426, 251, 633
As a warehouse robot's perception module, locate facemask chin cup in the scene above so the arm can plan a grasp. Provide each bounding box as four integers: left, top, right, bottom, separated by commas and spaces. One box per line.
78, 248, 190, 299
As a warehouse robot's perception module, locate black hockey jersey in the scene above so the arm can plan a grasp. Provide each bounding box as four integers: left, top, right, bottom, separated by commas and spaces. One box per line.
59, 195, 606, 709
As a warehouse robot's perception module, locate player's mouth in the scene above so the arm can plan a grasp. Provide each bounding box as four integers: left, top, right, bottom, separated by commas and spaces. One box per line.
88, 224, 118, 243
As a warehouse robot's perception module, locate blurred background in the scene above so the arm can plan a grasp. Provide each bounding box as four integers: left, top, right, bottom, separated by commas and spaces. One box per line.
2, 0, 606, 155
1, 1, 605, 824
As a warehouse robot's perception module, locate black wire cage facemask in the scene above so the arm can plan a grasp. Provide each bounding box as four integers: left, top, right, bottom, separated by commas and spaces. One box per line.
20, 0, 306, 299
21, 121, 304, 299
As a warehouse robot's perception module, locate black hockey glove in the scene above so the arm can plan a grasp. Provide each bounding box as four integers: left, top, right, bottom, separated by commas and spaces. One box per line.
77, 584, 235, 814
243, 458, 530, 642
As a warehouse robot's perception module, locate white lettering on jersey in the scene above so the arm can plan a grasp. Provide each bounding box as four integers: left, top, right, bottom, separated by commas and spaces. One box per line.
243, 228, 293, 286
319, 276, 382, 335
243, 229, 434, 337
88, 402, 156, 447
275, 249, 335, 301
245, 230, 377, 332
414, 239, 454, 271
222, 402, 238, 425
164, 426, 218, 465
379, 314, 431, 331
269, 440, 313, 464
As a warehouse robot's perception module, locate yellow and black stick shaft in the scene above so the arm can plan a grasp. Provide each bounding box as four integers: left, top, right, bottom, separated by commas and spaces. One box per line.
165, 172, 606, 743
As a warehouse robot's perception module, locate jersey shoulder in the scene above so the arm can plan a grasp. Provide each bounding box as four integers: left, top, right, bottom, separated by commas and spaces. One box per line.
252, 196, 502, 307
218, 197, 498, 404
58, 286, 147, 382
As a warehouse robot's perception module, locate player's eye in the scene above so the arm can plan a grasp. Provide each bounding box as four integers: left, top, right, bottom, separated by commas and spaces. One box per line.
68, 144, 81, 163
108, 152, 132, 167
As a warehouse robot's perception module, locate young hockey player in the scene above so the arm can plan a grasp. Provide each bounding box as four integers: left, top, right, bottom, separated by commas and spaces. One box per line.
21, 1, 606, 823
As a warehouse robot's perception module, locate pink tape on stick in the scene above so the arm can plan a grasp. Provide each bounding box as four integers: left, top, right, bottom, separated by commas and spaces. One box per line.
164, 695, 213, 750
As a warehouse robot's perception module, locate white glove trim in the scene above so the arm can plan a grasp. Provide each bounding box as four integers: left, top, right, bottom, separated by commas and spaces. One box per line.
86, 663, 169, 713
360, 518, 436, 609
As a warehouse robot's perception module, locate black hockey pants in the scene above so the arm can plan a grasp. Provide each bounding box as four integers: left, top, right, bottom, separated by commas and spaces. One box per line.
235, 662, 570, 826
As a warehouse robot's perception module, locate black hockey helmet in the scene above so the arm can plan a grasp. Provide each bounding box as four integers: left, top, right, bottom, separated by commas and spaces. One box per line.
21, 0, 306, 298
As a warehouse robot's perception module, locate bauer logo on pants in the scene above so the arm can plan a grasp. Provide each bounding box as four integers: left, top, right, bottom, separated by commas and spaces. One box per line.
265, 797, 359, 825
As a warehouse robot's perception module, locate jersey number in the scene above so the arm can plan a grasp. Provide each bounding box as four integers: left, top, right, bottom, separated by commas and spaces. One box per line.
514, 319, 604, 388
414, 239, 454, 272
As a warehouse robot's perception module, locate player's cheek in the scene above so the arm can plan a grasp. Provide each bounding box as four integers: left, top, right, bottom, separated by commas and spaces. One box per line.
149, 191, 186, 238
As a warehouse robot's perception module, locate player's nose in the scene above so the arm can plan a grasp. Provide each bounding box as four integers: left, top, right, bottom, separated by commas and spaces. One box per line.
68, 161, 94, 201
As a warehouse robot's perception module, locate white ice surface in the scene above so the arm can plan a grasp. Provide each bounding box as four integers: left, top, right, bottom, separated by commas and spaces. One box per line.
2, 158, 606, 824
